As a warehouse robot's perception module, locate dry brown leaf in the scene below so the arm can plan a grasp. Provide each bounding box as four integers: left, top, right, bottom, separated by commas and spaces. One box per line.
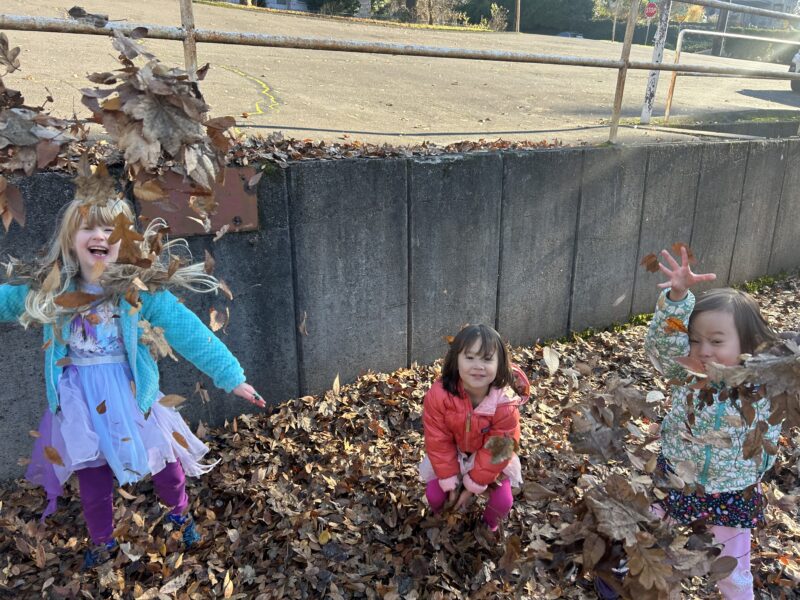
159, 394, 186, 408
43, 446, 64, 467
54, 291, 99, 308
172, 431, 189, 450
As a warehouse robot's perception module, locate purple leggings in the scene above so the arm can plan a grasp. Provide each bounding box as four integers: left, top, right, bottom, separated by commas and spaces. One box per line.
77, 461, 189, 544
426, 478, 513, 530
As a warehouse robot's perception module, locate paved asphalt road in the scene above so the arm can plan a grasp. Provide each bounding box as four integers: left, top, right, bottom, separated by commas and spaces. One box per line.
4, 0, 800, 145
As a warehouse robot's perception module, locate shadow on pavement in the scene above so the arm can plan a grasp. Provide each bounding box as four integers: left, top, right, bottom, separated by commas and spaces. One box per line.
737, 89, 800, 108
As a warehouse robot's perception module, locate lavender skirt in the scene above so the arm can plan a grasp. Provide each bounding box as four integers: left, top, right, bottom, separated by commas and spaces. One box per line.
25, 360, 216, 518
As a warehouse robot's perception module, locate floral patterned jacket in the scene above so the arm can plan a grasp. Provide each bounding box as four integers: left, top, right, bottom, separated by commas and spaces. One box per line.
644, 289, 780, 494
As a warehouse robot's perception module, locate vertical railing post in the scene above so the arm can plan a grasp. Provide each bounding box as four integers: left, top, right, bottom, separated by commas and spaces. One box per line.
663, 29, 685, 123
179, 0, 198, 78
640, 0, 673, 124
608, 1, 640, 143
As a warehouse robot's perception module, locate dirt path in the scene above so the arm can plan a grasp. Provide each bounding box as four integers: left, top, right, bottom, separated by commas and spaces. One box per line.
4, 0, 800, 145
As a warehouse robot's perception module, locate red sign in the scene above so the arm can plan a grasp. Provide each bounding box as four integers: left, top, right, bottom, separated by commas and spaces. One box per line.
644, 2, 658, 18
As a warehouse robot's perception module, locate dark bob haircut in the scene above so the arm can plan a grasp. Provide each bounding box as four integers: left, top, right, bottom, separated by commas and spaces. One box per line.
690, 287, 779, 355
441, 324, 514, 396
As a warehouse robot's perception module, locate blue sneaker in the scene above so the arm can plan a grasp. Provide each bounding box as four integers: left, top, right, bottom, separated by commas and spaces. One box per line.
82, 539, 117, 570
166, 513, 201, 548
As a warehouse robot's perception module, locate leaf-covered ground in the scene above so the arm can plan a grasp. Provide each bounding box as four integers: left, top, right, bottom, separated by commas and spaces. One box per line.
1, 276, 799, 599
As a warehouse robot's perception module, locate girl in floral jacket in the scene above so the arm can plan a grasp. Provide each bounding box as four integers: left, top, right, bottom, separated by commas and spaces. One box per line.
644, 247, 781, 600
419, 324, 529, 532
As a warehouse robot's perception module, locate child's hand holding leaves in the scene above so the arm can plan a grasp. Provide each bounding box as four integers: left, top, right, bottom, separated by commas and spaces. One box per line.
657, 246, 716, 301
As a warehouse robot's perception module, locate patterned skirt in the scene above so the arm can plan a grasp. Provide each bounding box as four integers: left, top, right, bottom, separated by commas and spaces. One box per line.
656, 455, 764, 528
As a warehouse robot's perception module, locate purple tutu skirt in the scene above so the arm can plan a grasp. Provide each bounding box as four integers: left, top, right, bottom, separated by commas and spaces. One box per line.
25, 360, 215, 518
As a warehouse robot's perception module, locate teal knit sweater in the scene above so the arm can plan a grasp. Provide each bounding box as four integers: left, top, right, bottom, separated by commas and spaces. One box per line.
0, 284, 245, 414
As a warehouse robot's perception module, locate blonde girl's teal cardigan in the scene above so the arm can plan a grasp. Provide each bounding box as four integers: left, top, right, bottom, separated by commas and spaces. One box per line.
0, 284, 246, 414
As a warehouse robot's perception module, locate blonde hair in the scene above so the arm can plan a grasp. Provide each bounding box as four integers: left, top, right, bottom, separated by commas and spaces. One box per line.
13, 197, 220, 327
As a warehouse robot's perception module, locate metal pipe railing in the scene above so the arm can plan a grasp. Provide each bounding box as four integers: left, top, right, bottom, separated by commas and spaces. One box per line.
4, 0, 800, 145
664, 28, 800, 122
675, 0, 800, 22
1, 14, 798, 80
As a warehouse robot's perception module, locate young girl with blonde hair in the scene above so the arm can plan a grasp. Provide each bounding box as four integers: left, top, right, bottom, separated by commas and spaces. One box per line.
0, 195, 264, 567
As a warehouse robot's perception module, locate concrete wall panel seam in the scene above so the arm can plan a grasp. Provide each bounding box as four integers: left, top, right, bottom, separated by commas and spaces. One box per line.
285, 167, 305, 396
726, 142, 753, 286
565, 149, 586, 334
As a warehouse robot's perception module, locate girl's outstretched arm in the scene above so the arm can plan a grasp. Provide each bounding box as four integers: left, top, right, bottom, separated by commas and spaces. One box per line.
0, 284, 28, 323
644, 247, 716, 380
656, 246, 716, 301
141, 290, 263, 407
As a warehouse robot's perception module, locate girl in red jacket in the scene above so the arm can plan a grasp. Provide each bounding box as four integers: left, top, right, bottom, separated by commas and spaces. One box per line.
419, 324, 528, 531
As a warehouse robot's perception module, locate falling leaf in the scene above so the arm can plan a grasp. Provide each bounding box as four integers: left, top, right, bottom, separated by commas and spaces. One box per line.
28, 430, 41, 438
664, 317, 688, 335
203, 250, 215, 274
640, 253, 660, 273
542, 346, 559, 376
44, 446, 64, 467
298, 311, 308, 336
133, 177, 165, 202
172, 431, 189, 450
96, 400, 107, 415
209, 307, 229, 333
612, 294, 626, 307
55, 357, 72, 367
108, 213, 145, 267
41, 339, 53, 351
332, 374, 340, 395
54, 291, 99, 308
671, 242, 697, 265
219, 279, 234, 301
159, 394, 187, 408
42, 263, 61, 293
213, 224, 230, 242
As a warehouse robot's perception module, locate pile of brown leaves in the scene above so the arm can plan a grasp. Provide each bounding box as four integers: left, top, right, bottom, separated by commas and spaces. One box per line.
80, 30, 236, 207
234, 133, 561, 188
1, 276, 797, 599
0, 33, 82, 231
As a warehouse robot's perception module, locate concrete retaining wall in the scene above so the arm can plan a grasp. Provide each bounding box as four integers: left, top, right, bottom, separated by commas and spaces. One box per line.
1, 138, 799, 480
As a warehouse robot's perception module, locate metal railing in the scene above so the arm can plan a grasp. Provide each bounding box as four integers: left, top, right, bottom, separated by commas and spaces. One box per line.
664, 28, 800, 122
2, 0, 800, 143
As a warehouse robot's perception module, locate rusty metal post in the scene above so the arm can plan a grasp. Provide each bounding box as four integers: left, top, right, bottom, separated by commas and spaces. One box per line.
608, 1, 639, 143
179, 0, 198, 78
663, 29, 684, 123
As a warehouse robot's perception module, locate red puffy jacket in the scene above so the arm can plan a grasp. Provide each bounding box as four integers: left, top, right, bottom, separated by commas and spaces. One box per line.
422, 368, 525, 494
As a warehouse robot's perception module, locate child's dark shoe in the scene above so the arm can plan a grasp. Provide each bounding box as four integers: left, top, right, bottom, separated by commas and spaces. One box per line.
82, 539, 118, 570
167, 512, 201, 548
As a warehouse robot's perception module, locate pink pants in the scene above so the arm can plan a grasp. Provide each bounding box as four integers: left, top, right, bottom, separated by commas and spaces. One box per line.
652, 505, 753, 600
77, 461, 189, 544
426, 478, 513, 531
